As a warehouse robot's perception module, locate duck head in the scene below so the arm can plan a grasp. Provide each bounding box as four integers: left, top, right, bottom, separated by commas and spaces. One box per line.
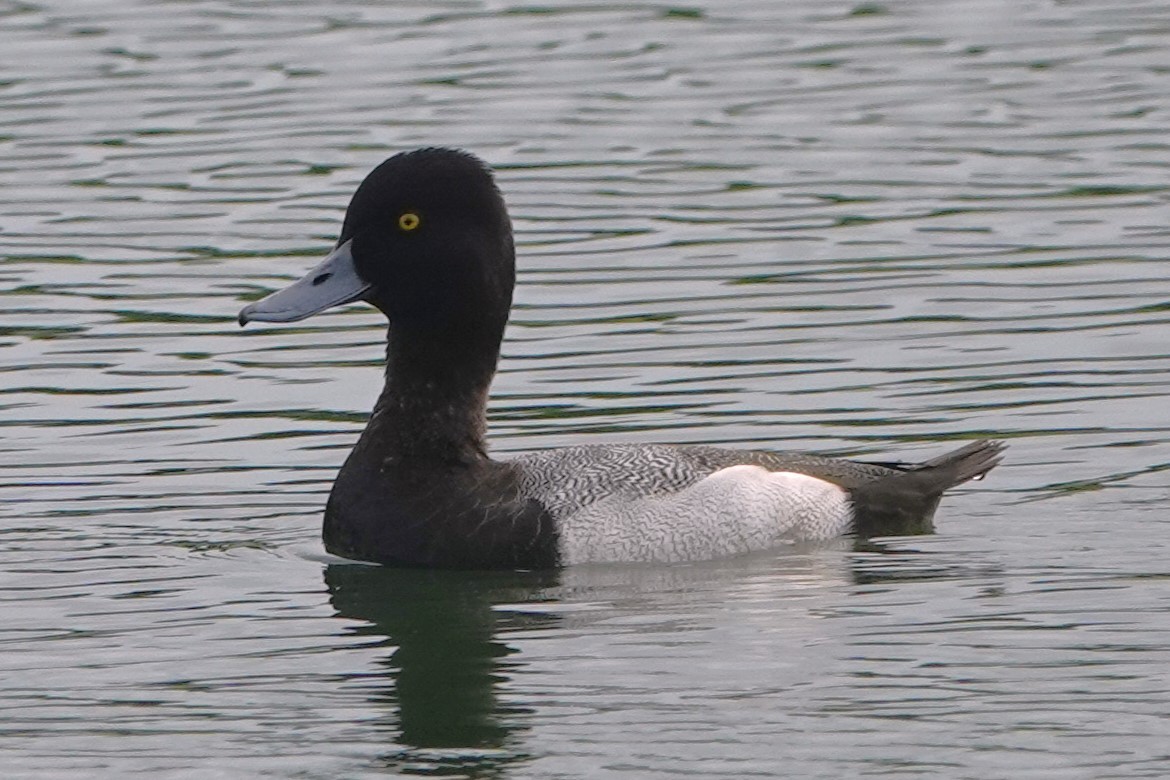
239, 148, 516, 354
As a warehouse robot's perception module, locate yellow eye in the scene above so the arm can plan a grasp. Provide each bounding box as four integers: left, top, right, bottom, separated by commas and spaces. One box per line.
398, 211, 421, 232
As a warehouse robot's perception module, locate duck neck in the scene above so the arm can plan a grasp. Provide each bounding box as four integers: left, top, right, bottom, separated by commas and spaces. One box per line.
368, 325, 500, 467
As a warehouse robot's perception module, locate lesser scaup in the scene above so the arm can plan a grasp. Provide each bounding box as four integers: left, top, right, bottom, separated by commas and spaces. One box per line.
239, 148, 1005, 568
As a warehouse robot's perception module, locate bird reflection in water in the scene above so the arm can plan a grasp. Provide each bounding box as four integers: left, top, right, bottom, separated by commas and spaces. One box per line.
325, 564, 560, 775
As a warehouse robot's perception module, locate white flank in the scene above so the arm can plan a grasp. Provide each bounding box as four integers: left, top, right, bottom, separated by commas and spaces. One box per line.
558, 465, 853, 565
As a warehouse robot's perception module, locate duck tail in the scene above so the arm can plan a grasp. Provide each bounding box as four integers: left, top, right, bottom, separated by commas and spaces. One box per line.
849, 439, 1006, 537
916, 439, 1008, 488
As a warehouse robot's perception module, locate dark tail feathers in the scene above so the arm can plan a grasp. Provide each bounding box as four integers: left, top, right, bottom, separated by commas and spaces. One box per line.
849, 439, 1006, 537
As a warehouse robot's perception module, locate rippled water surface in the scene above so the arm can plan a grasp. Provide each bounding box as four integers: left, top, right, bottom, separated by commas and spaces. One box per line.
3, 0, 1170, 777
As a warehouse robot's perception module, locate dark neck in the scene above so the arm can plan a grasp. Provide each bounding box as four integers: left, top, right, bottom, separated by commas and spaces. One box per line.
367, 325, 501, 467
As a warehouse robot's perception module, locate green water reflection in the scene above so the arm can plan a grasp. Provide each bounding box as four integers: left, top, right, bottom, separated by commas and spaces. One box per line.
326, 565, 560, 773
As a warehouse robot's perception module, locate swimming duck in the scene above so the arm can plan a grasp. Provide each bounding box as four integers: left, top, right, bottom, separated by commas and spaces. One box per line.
239, 148, 1005, 569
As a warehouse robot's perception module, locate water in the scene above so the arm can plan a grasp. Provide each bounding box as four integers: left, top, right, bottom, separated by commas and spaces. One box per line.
2, 0, 1169, 776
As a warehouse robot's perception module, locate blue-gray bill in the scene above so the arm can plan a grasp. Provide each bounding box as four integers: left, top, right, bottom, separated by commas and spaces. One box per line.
238, 239, 369, 325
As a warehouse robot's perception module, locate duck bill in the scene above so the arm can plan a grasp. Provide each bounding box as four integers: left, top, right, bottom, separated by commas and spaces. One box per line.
238, 239, 371, 325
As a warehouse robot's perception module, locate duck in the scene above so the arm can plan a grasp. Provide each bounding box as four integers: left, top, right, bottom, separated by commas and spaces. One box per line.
239, 147, 1005, 569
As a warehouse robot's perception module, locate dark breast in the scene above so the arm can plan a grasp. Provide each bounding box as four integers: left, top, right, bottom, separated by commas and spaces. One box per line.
324, 454, 559, 569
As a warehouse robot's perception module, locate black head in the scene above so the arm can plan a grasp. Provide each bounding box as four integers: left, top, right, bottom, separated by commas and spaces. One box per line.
239, 147, 516, 351
341, 148, 516, 338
